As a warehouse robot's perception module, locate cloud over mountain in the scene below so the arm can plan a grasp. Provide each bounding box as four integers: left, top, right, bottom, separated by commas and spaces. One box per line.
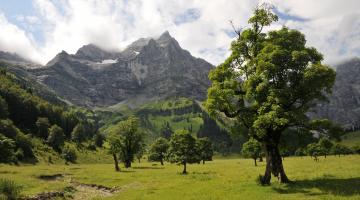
0, 0, 359, 65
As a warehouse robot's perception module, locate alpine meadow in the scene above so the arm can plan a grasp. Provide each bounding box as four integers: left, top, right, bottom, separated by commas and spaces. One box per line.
0, 1, 360, 200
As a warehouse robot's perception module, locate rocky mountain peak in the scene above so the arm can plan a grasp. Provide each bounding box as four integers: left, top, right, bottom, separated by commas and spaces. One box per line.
75, 44, 116, 62
30, 32, 214, 107
156, 31, 179, 48
46, 50, 70, 66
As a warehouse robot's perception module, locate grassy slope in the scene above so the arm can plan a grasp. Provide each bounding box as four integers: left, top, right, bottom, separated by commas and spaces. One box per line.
99, 98, 205, 140
1, 155, 359, 199
341, 131, 360, 147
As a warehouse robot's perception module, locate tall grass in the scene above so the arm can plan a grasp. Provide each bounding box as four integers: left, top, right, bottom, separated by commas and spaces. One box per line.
0, 179, 21, 200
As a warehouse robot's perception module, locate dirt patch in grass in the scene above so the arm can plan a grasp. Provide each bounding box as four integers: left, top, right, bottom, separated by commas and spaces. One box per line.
37, 174, 64, 181
20, 191, 65, 200
71, 182, 118, 200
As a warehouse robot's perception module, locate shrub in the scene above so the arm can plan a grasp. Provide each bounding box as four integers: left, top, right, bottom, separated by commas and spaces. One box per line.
62, 145, 77, 163
71, 123, 86, 144
294, 148, 306, 156
0, 179, 22, 200
330, 144, 353, 156
353, 145, 360, 154
15, 133, 34, 160
93, 133, 105, 147
47, 125, 65, 151
0, 134, 16, 163
87, 143, 96, 151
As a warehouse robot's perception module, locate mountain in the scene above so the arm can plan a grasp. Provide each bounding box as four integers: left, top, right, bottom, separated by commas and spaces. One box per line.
313, 58, 360, 131
30, 31, 213, 107
0, 51, 38, 66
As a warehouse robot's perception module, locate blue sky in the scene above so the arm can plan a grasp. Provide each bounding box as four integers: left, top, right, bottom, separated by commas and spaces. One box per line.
0, 0, 359, 65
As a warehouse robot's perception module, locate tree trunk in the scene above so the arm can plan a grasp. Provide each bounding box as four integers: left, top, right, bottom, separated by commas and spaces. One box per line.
113, 153, 120, 171
260, 143, 290, 185
160, 159, 164, 166
203, 160, 205, 164
259, 157, 263, 162
254, 158, 257, 166
124, 160, 131, 168
182, 162, 187, 174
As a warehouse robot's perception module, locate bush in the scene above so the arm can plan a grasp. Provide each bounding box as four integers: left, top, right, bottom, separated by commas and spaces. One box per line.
15, 133, 34, 160
71, 123, 86, 144
353, 145, 360, 154
294, 148, 306, 156
87, 143, 96, 151
93, 133, 105, 147
330, 144, 353, 156
62, 146, 77, 163
0, 134, 16, 163
47, 125, 65, 151
0, 179, 22, 200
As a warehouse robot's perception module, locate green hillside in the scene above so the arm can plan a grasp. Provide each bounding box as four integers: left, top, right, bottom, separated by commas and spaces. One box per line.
98, 98, 239, 152
341, 131, 360, 147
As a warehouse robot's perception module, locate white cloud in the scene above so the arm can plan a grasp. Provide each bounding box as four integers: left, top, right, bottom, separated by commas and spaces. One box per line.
0, 13, 42, 62
0, 0, 359, 65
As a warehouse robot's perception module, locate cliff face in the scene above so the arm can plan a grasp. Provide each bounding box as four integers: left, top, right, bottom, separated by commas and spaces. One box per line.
312, 58, 360, 130
30, 31, 213, 107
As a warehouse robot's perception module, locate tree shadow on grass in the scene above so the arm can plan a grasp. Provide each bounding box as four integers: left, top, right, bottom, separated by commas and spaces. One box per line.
272, 177, 360, 197
132, 166, 165, 170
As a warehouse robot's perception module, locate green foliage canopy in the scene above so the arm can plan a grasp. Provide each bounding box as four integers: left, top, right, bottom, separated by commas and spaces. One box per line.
205, 5, 336, 184
148, 137, 169, 165
167, 130, 200, 173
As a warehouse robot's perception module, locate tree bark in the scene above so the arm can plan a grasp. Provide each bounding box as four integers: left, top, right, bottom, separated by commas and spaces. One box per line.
254, 158, 257, 166
160, 159, 164, 166
259, 157, 263, 162
203, 160, 205, 164
113, 153, 120, 171
182, 162, 187, 174
260, 143, 290, 185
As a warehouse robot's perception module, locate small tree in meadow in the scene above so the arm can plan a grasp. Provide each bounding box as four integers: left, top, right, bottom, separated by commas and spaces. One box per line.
167, 130, 200, 174
108, 134, 121, 171
47, 125, 65, 151
108, 117, 144, 168
242, 138, 262, 166
330, 144, 353, 157
306, 143, 322, 161
148, 137, 169, 165
136, 143, 146, 163
294, 148, 306, 157
318, 137, 333, 158
197, 137, 213, 164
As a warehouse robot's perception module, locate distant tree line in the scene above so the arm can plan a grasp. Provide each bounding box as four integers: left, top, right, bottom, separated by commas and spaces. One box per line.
107, 116, 214, 173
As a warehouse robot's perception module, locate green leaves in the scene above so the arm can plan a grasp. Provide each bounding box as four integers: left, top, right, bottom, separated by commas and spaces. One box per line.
148, 137, 169, 163
107, 116, 144, 166
206, 7, 336, 142
167, 130, 200, 165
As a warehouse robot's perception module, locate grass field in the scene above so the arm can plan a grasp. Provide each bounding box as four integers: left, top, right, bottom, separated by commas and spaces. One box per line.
1, 155, 359, 200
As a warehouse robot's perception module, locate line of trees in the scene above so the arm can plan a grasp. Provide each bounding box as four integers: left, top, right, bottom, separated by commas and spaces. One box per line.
241, 136, 358, 166
107, 117, 214, 174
